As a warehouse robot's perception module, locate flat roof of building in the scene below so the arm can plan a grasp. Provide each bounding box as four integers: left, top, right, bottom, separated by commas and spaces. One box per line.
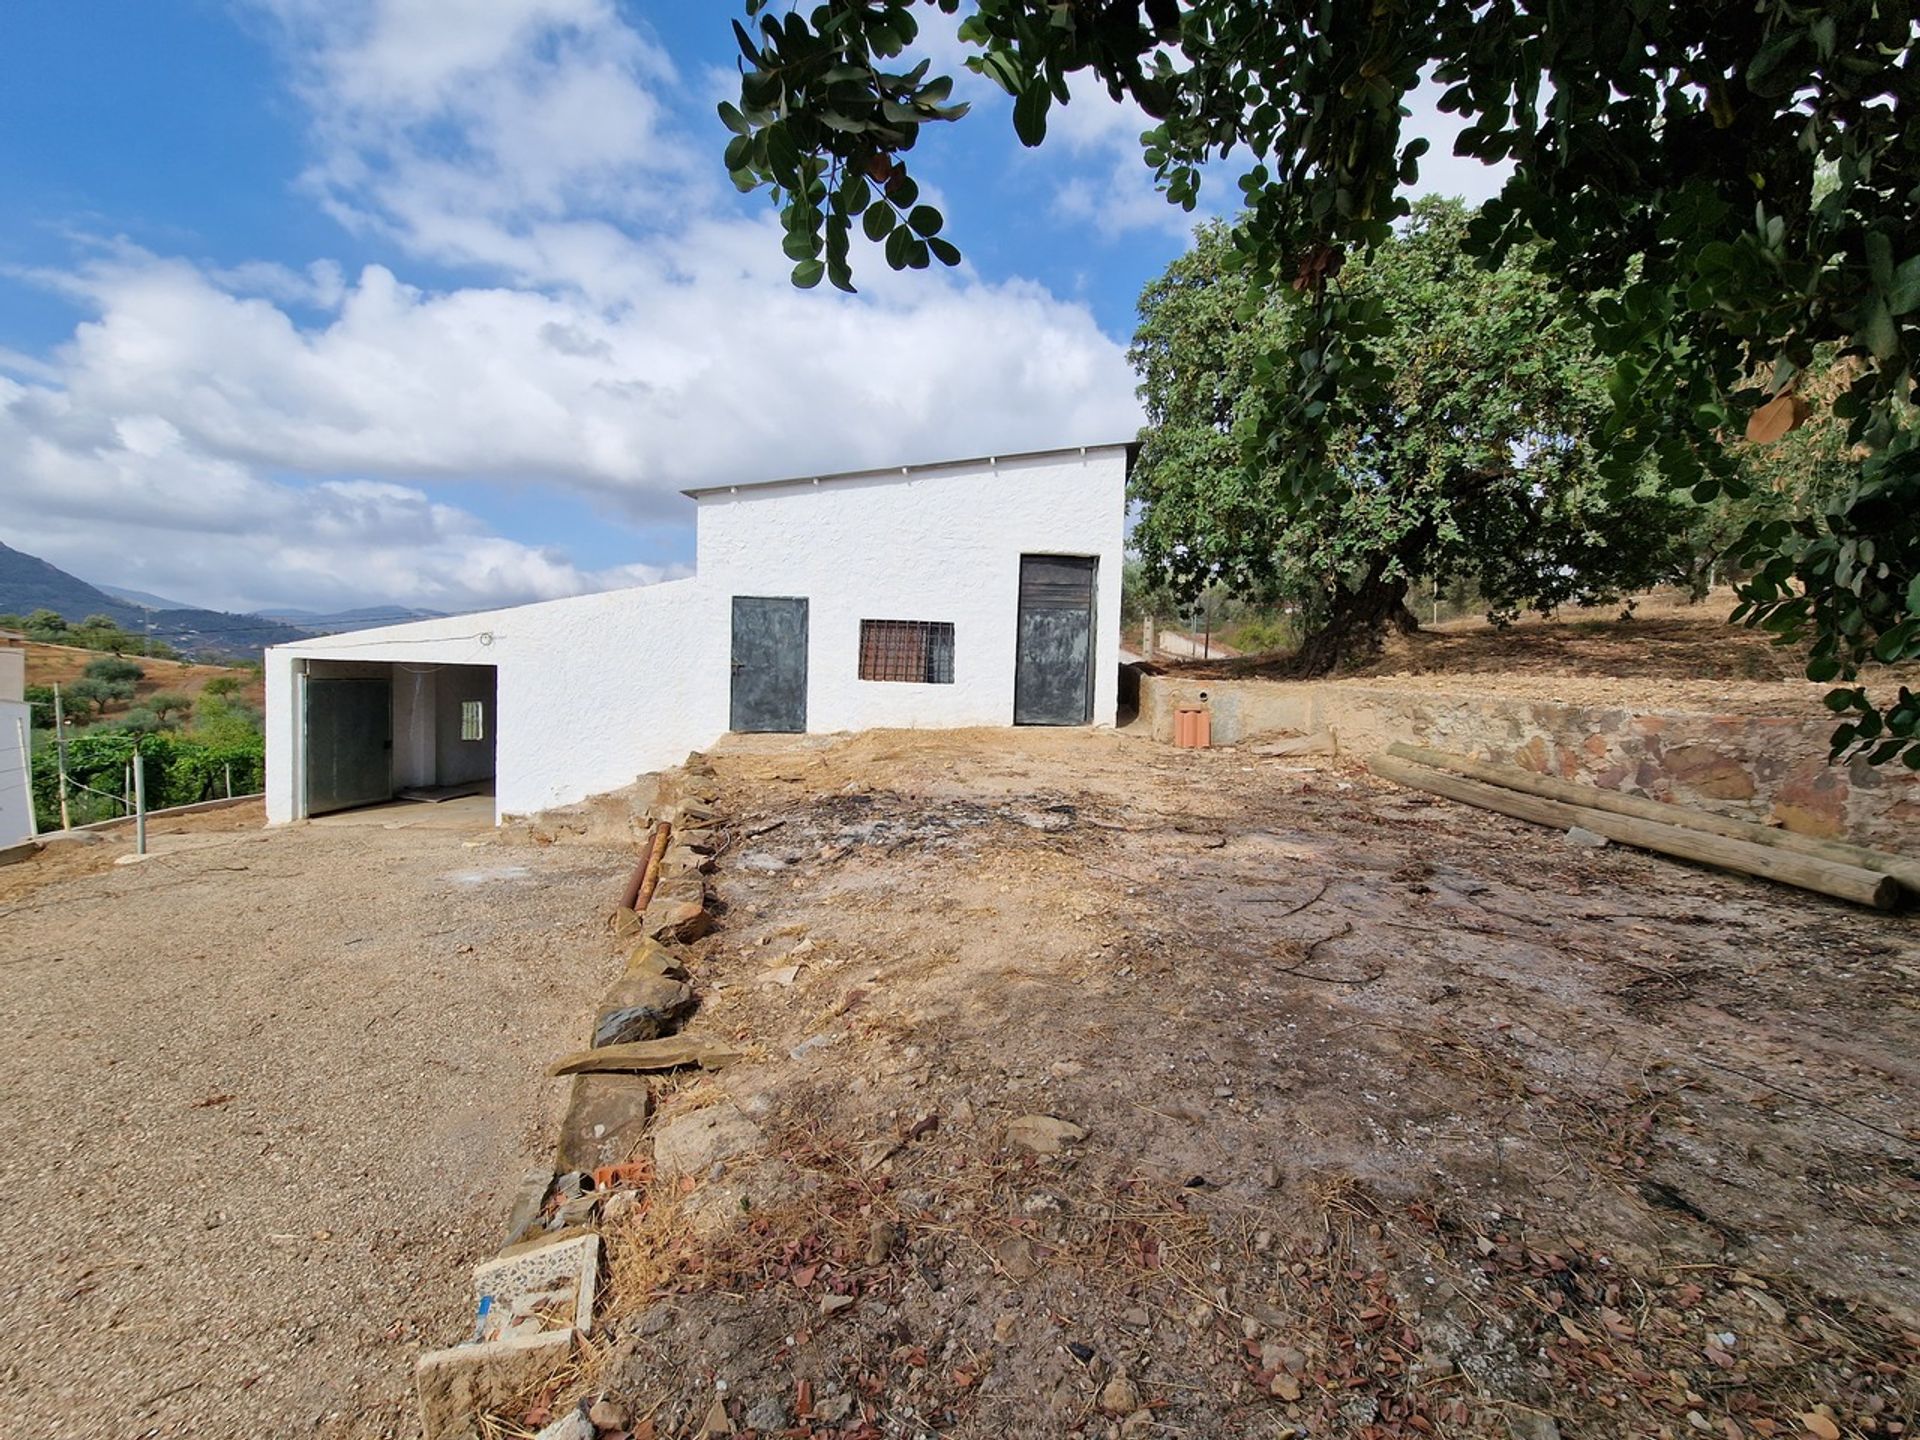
680, 440, 1136, 500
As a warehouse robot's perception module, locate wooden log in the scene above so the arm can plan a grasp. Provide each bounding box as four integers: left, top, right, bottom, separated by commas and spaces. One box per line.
1369, 753, 1901, 910
1387, 742, 1920, 897
634, 823, 672, 915
617, 823, 660, 912
547, 1035, 744, 1078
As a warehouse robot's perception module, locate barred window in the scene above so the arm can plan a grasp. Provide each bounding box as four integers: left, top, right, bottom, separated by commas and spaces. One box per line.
460, 699, 485, 741
859, 620, 955, 684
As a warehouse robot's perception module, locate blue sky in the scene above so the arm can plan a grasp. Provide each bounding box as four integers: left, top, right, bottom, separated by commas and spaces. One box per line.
0, 1, 1502, 616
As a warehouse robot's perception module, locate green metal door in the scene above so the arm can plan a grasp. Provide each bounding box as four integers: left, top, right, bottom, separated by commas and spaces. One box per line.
305, 677, 391, 815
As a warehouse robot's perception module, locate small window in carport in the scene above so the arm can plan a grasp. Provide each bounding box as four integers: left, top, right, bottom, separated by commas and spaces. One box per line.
460, 699, 485, 741
859, 620, 955, 684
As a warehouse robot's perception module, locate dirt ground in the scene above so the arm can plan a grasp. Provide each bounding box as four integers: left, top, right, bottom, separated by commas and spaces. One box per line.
581, 727, 1918, 1440
1163, 592, 1920, 717
0, 803, 627, 1439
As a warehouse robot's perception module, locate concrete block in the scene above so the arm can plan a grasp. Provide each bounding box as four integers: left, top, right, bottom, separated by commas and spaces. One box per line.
472, 1232, 598, 1343
416, 1330, 573, 1440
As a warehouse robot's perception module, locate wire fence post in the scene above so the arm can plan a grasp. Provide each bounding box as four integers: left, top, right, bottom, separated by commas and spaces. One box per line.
52, 682, 72, 830
14, 717, 36, 840
133, 750, 147, 856
225, 763, 233, 800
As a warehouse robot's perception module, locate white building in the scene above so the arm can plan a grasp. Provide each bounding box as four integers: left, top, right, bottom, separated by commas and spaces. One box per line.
265, 444, 1129, 824
0, 631, 35, 847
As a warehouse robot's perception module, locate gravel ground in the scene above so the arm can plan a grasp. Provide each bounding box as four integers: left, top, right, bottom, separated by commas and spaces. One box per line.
0, 805, 627, 1438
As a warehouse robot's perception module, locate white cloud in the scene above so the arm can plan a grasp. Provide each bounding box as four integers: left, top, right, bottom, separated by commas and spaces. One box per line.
3, 0, 1142, 616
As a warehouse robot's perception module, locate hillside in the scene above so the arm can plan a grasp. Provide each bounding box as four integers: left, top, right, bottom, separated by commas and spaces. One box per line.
0, 539, 310, 657
23, 641, 266, 712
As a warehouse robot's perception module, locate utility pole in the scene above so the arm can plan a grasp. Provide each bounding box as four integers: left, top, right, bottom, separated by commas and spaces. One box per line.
133, 749, 147, 856
51, 682, 72, 830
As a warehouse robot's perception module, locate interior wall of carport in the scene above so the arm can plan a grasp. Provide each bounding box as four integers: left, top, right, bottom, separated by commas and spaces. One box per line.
392, 664, 497, 789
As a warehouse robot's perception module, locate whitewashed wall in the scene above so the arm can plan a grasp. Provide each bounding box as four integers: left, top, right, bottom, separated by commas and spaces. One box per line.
265, 444, 1129, 826
695, 447, 1127, 734
0, 698, 34, 847
266, 578, 726, 823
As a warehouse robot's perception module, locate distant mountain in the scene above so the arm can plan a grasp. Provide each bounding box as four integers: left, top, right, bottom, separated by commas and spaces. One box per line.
95, 583, 198, 611
259, 605, 448, 632
0, 539, 311, 658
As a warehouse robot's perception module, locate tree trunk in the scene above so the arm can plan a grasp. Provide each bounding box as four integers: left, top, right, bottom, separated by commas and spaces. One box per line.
1286, 567, 1415, 676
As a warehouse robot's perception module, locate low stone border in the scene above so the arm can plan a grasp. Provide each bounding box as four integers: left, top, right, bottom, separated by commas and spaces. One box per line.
1136, 671, 1920, 853
416, 757, 731, 1440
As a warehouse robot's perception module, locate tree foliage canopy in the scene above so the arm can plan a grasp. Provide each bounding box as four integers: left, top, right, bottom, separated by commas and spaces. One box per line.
1132, 199, 1691, 671
724, 0, 1918, 761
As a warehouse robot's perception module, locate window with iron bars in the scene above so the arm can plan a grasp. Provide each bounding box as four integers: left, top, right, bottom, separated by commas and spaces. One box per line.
858, 620, 955, 684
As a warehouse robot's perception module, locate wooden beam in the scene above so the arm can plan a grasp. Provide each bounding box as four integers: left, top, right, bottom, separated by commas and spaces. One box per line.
1369, 752, 1901, 910
1387, 742, 1920, 898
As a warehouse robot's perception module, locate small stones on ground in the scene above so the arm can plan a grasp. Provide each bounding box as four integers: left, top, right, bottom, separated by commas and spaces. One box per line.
1562, 825, 1610, 848
744, 1398, 786, 1432
1121, 1407, 1155, 1436
1005, 1114, 1086, 1156
756, 965, 801, 987
992, 1312, 1020, 1344
994, 1236, 1039, 1280
1099, 1376, 1141, 1415
819, 1293, 854, 1316
1269, 1372, 1301, 1402
629, 1306, 675, 1338
864, 1219, 898, 1266
533, 1408, 594, 1440
1507, 1412, 1562, 1440
586, 1396, 628, 1430
813, 1393, 854, 1422
698, 1396, 733, 1436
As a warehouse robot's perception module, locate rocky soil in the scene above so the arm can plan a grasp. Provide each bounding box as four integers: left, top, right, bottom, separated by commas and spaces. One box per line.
554, 727, 1916, 1440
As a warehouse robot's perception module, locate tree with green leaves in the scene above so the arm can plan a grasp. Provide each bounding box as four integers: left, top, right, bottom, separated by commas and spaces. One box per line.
83, 656, 145, 686
1133, 199, 1690, 671
61, 677, 115, 723
147, 690, 193, 725
721, 1, 1918, 762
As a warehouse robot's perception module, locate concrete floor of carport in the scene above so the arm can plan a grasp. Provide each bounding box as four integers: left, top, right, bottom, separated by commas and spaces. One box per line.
307, 792, 498, 832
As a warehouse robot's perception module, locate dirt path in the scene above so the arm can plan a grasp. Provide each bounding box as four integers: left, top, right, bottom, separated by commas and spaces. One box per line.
0, 809, 626, 1439
583, 727, 1918, 1440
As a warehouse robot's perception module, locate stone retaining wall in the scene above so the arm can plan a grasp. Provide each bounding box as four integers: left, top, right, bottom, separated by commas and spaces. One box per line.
1136, 672, 1920, 856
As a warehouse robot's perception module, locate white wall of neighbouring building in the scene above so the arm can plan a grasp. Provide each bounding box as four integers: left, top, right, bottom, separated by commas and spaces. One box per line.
265, 443, 1130, 826
0, 698, 34, 848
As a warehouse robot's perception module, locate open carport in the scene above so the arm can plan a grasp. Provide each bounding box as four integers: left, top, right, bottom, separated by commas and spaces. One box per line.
298, 660, 497, 817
